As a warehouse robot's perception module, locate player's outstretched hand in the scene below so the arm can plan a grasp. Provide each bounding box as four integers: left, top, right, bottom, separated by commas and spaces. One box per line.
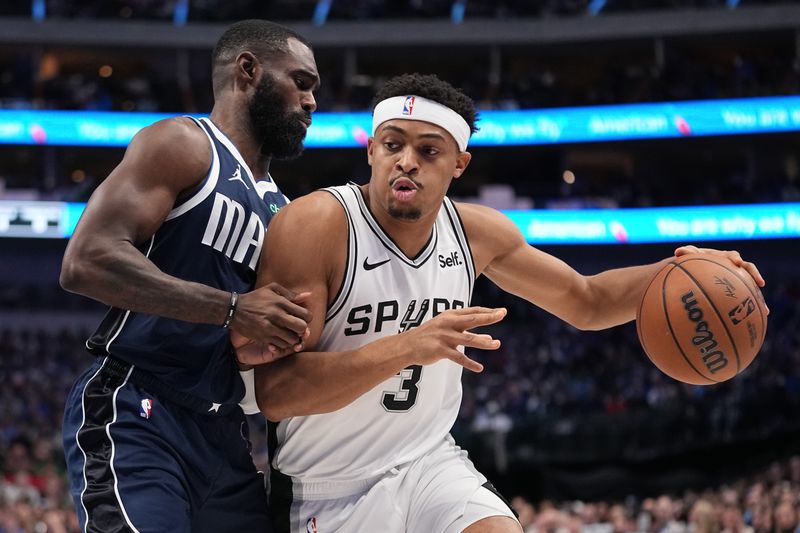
404, 307, 507, 373
675, 245, 764, 287
674, 245, 768, 313
230, 283, 312, 365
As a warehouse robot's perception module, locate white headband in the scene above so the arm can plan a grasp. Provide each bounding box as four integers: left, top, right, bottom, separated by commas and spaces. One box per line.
372, 95, 470, 152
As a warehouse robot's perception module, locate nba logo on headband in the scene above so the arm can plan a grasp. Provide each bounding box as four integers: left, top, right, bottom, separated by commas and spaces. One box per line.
402, 96, 415, 116
373, 94, 470, 151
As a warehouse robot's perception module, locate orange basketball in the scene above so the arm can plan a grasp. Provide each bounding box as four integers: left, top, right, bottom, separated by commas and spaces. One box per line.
636, 253, 768, 385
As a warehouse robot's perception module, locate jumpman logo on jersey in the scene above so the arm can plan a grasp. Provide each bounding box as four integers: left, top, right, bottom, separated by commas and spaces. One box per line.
228, 165, 249, 189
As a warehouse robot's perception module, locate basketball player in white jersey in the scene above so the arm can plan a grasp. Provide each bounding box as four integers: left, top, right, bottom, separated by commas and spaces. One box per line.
237, 74, 765, 533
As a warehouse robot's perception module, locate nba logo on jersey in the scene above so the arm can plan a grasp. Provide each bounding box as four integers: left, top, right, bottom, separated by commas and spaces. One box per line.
402, 95, 415, 115
306, 517, 318, 533
139, 399, 152, 419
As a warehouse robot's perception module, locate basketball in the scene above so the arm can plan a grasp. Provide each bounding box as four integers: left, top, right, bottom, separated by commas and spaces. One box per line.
636, 254, 768, 385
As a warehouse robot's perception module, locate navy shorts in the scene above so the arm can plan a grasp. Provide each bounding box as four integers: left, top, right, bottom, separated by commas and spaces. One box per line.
63, 357, 270, 533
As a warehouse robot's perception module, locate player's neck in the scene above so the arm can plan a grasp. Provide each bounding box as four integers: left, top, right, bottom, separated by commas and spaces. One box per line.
209, 105, 272, 180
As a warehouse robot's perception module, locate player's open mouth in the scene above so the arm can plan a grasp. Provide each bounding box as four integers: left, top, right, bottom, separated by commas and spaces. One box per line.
391, 178, 418, 202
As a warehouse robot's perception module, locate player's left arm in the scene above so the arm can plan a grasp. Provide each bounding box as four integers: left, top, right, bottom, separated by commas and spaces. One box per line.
457, 203, 765, 331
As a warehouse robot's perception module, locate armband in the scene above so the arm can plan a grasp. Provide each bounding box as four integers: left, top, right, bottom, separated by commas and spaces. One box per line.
222, 291, 239, 329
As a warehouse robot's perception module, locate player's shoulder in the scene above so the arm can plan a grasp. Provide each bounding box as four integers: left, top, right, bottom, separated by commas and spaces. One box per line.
451, 200, 497, 218
123, 117, 211, 184
267, 190, 348, 271
282, 190, 343, 216
451, 200, 525, 247
272, 190, 347, 233
451, 200, 513, 229
133, 116, 206, 147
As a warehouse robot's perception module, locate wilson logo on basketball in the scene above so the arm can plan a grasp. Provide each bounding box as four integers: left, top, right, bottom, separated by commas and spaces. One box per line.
681, 291, 729, 374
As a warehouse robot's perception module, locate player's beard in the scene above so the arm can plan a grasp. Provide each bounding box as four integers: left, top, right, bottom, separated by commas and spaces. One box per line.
248, 73, 310, 160
387, 204, 422, 221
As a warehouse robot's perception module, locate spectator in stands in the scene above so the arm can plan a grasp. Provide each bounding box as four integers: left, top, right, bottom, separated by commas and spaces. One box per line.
721, 503, 754, 533
609, 503, 637, 533
471, 399, 514, 473
688, 499, 718, 533
651, 495, 687, 533
511, 496, 537, 532
1, 438, 43, 506
773, 500, 799, 533
752, 502, 774, 533
533, 501, 569, 533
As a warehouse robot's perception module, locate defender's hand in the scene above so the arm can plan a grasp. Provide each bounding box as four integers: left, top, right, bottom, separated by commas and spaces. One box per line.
403, 307, 507, 373
230, 333, 299, 366
230, 283, 312, 364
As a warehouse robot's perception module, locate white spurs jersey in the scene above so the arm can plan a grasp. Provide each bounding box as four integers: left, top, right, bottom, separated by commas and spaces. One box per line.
270, 183, 476, 482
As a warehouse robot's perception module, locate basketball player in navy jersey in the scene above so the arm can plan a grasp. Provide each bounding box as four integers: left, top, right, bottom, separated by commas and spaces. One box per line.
238, 74, 766, 533
59, 20, 320, 532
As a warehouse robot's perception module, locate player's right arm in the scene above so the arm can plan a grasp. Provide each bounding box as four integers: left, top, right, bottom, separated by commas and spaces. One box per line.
458, 202, 764, 331
59, 117, 309, 351
248, 192, 505, 421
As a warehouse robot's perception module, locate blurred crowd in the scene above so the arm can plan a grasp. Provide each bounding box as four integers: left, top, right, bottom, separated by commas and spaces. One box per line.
510, 457, 800, 533
1, 47, 795, 114
2, 0, 792, 22
0, 328, 85, 533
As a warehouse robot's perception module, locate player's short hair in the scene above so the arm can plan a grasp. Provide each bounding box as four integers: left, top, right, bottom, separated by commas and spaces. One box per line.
212, 19, 311, 81
371, 73, 478, 135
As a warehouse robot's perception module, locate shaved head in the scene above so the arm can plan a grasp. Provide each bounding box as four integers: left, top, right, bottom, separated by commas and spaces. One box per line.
212, 19, 311, 93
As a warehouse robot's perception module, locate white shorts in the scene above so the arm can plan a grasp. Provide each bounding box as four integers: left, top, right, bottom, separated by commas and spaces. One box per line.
271, 436, 518, 533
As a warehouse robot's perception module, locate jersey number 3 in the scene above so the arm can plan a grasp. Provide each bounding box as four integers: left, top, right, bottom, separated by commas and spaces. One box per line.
382, 300, 428, 412
382, 365, 422, 412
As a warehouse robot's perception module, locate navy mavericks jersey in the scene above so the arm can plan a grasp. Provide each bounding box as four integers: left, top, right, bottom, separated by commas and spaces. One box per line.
87, 117, 289, 405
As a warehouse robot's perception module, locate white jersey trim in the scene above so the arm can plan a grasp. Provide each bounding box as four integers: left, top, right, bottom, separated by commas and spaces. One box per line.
104, 236, 154, 354
255, 176, 280, 198
322, 186, 358, 323
77, 358, 108, 532
165, 117, 220, 221
108, 366, 141, 532
442, 198, 476, 300
201, 118, 262, 192
349, 183, 438, 268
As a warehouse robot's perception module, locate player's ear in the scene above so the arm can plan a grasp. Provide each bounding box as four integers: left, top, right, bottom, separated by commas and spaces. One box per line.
452, 151, 471, 179
367, 137, 374, 167
235, 51, 259, 84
